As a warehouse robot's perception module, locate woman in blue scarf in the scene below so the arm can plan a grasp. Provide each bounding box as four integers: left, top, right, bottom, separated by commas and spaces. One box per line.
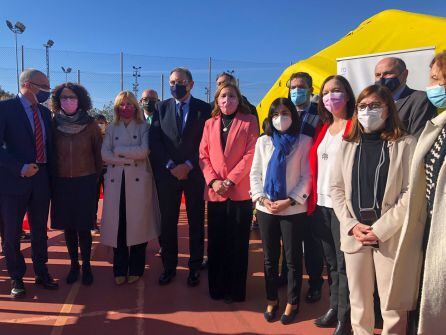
250, 97, 312, 324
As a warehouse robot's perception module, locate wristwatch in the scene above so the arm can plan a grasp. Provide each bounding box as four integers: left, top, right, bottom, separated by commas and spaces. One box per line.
223, 179, 234, 187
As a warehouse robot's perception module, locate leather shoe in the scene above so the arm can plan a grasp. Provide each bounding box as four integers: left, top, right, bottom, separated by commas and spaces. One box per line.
263, 303, 279, 322
305, 287, 321, 303
333, 320, 352, 335
314, 308, 338, 327
159, 269, 176, 286
35, 275, 59, 290
11, 279, 26, 299
187, 270, 200, 287
66, 264, 80, 284
280, 305, 299, 325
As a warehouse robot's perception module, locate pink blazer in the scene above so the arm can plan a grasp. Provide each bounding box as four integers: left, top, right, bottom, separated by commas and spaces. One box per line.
199, 112, 259, 202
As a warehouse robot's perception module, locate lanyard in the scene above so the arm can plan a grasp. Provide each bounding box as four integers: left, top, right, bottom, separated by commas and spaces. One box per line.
357, 140, 386, 211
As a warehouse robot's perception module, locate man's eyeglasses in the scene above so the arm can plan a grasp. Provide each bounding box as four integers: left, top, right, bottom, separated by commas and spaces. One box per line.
169, 79, 189, 86
30, 82, 51, 92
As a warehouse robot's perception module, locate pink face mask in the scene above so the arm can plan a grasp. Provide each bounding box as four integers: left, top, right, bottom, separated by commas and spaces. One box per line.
322, 92, 347, 115
60, 98, 78, 115
119, 105, 135, 119
218, 95, 239, 115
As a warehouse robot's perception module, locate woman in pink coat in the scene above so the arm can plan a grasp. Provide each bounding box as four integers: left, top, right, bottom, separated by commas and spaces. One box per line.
199, 82, 259, 303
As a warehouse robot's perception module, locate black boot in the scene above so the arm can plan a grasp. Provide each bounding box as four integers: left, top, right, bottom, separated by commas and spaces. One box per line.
66, 263, 80, 284
82, 262, 93, 286
314, 308, 338, 327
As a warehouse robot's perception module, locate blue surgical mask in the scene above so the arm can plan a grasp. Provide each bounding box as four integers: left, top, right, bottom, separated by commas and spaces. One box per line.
289, 88, 308, 106
426, 85, 446, 108
375, 77, 401, 92
36, 90, 50, 103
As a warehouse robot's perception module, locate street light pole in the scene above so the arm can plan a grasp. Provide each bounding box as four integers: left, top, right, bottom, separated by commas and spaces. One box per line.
6, 20, 26, 93
61, 66, 72, 83
43, 40, 54, 83
132, 66, 141, 98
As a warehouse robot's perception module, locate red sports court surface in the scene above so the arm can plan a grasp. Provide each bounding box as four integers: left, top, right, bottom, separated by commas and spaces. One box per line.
0, 204, 339, 335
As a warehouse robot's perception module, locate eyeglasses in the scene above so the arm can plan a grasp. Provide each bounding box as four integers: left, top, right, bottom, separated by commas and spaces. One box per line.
60, 95, 78, 100
357, 102, 384, 111
169, 79, 189, 86
141, 97, 157, 102
30, 82, 51, 92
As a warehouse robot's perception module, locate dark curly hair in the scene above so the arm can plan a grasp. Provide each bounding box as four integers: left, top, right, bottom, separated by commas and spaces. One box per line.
50, 82, 92, 113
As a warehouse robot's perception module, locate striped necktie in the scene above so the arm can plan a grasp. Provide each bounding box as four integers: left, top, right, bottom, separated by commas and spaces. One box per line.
31, 104, 45, 163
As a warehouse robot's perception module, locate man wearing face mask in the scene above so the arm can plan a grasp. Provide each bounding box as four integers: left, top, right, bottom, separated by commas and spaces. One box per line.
149, 67, 211, 287
374, 57, 436, 138
0, 69, 58, 298
140, 89, 159, 126
283, 72, 325, 304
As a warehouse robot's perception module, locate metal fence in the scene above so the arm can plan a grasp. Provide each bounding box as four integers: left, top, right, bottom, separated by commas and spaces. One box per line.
0, 46, 286, 111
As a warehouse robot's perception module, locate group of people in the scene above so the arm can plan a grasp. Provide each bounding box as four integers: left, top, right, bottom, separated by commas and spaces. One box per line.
0, 51, 445, 335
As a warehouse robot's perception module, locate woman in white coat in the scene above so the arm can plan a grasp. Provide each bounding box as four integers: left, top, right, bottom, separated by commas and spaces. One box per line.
387, 51, 446, 335
101, 91, 160, 285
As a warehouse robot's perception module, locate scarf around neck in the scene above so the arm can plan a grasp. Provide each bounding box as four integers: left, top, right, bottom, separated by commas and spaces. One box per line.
263, 131, 299, 201
54, 109, 92, 134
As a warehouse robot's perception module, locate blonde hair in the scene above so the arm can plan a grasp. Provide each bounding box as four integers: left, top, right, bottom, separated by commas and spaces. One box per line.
113, 91, 144, 124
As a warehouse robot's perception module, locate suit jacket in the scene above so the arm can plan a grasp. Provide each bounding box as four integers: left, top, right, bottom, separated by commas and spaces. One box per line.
330, 135, 416, 254
396, 85, 437, 138
387, 111, 446, 335
149, 96, 211, 181
0, 96, 53, 195
199, 112, 259, 202
250, 134, 312, 216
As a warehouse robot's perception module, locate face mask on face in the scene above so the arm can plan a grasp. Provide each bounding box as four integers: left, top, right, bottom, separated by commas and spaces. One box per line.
142, 100, 156, 113
119, 105, 135, 119
36, 90, 51, 103
289, 88, 308, 106
357, 107, 386, 132
170, 84, 187, 100
218, 95, 238, 115
322, 92, 347, 114
375, 77, 401, 92
272, 115, 292, 132
60, 99, 78, 115
98, 123, 106, 133
426, 85, 446, 108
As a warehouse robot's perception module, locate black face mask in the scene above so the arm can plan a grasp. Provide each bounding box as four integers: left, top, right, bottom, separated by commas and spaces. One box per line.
375, 77, 401, 92
142, 100, 156, 113
170, 84, 187, 100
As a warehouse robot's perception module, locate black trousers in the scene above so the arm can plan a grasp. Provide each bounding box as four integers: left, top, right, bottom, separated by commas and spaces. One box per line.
0, 165, 50, 280
156, 175, 205, 271
281, 214, 324, 290
313, 206, 350, 321
94, 168, 106, 228
207, 200, 252, 301
0, 214, 4, 250
64, 229, 92, 266
113, 173, 147, 277
258, 211, 305, 305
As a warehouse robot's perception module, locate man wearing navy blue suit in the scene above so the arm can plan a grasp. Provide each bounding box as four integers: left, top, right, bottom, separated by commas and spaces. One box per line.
150, 67, 211, 287
0, 69, 58, 298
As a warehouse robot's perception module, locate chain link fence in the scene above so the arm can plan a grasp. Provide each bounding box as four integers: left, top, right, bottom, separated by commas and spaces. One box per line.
0, 46, 286, 118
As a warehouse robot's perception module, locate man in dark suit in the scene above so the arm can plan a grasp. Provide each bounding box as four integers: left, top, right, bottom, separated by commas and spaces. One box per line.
0, 69, 58, 298
375, 57, 437, 138
149, 67, 211, 287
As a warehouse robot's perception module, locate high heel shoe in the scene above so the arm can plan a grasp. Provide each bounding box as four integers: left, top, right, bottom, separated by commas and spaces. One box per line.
280, 305, 299, 325
263, 303, 279, 322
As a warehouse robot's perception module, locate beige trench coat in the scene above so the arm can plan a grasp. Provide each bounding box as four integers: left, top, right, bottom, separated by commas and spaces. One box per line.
330, 135, 416, 255
387, 111, 446, 335
100, 120, 160, 247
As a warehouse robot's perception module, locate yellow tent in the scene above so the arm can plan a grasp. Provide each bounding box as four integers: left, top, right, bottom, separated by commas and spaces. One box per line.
257, 9, 446, 122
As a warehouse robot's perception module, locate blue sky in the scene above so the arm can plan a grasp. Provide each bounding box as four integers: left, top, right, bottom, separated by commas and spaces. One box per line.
1, 1, 445, 106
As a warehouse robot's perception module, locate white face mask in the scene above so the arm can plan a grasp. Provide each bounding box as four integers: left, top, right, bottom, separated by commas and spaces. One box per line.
272, 115, 292, 132
357, 107, 386, 132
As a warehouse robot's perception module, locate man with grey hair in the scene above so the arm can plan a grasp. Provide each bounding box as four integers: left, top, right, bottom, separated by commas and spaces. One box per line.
150, 67, 211, 287
374, 57, 436, 137
140, 88, 159, 126
0, 68, 58, 298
